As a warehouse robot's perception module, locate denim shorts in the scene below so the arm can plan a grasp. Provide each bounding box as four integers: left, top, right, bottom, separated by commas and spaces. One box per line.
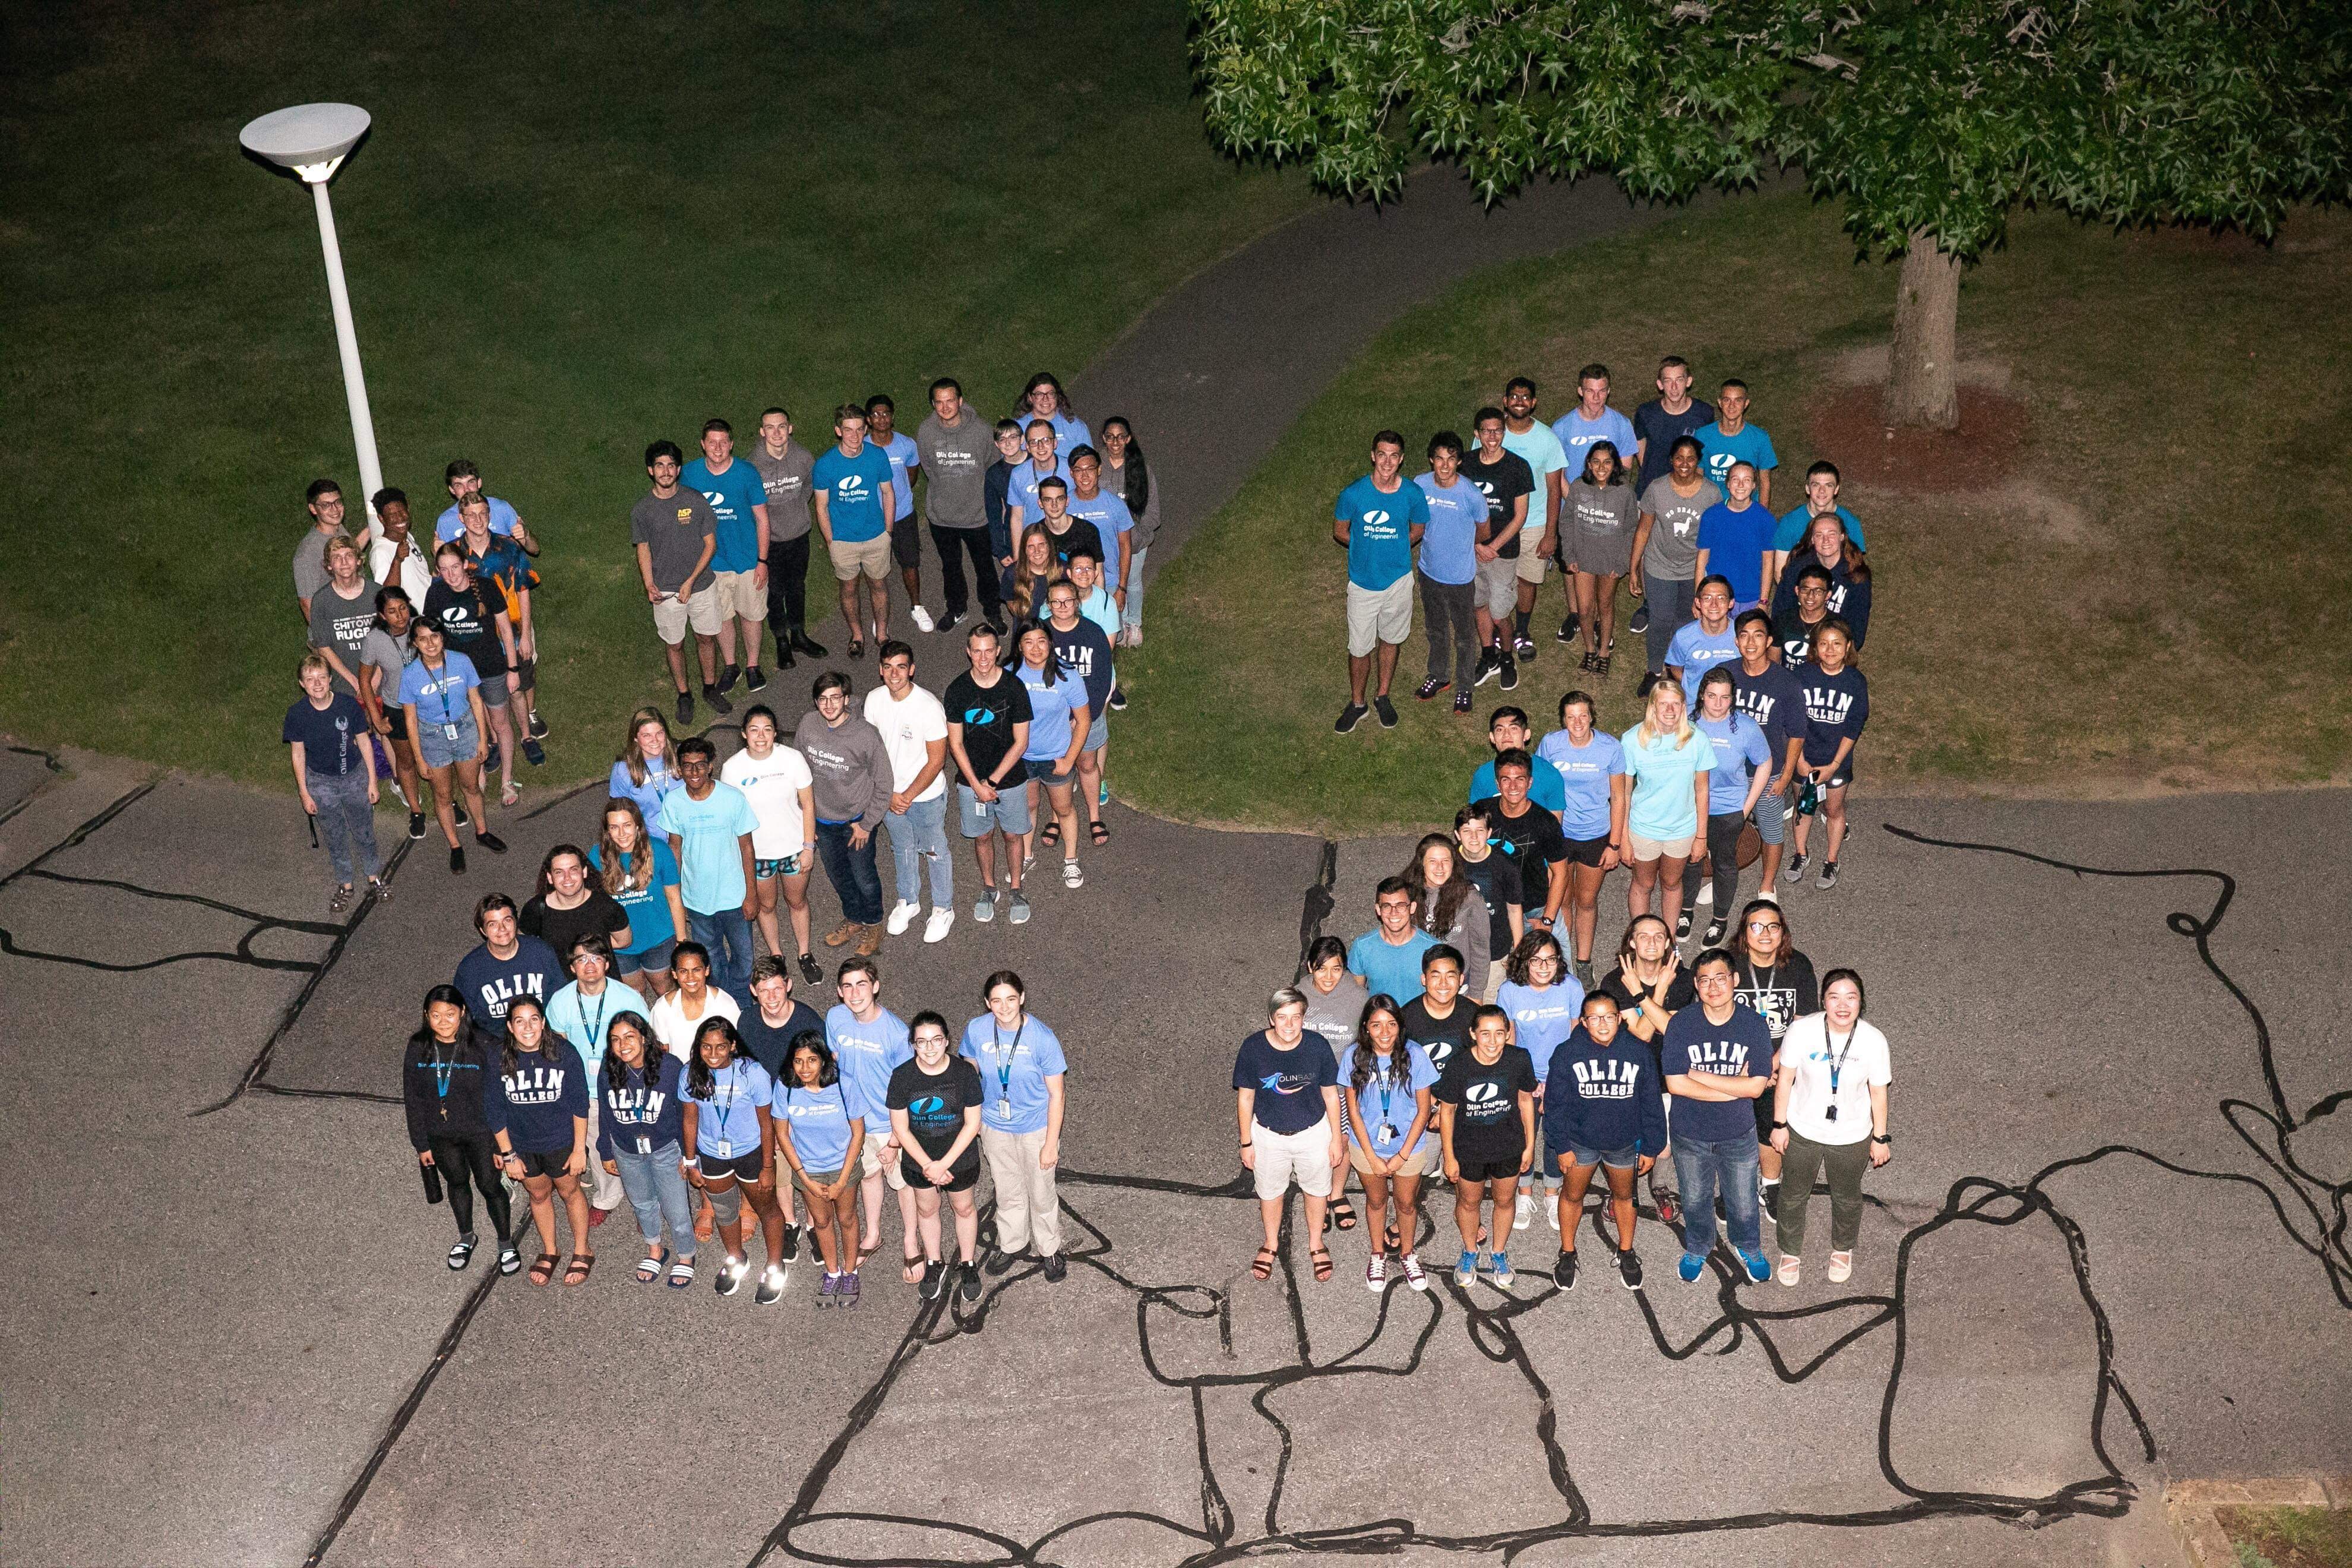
1564, 1140, 1642, 1171
417, 715, 481, 770
614, 935, 676, 975
1025, 757, 1073, 788
1081, 712, 1109, 753
958, 780, 1033, 837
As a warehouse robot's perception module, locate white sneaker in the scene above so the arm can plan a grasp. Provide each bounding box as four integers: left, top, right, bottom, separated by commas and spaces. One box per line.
910, 605, 936, 633
922, 906, 954, 944
885, 899, 921, 936
1546, 1189, 1562, 1230
1513, 1191, 1534, 1231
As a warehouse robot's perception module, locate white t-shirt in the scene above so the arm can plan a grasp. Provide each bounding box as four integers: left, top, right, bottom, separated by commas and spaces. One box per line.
719, 745, 814, 859
862, 684, 950, 803
1780, 1013, 1891, 1146
368, 535, 435, 609
650, 986, 741, 1062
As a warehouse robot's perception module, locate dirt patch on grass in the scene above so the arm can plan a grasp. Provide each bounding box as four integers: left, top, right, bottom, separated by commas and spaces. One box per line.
1809, 382, 2031, 494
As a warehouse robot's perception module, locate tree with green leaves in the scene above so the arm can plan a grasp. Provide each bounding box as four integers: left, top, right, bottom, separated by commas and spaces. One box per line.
1192, 0, 2351, 428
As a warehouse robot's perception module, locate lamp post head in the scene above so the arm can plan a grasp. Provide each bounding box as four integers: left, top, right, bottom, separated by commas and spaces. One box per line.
239, 103, 371, 185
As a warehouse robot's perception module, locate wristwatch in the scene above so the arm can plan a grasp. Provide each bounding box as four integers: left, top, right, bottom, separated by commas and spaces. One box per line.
1771, 1120, 1788, 1131
1870, 1134, 1892, 1146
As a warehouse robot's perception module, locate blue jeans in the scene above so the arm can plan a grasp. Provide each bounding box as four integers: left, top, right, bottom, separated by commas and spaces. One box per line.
611, 1139, 696, 1261
886, 793, 953, 908
688, 907, 754, 1000
1672, 1131, 1762, 1257
1122, 545, 1148, 631
815, 818, 885, 925
306, 768, 381, 887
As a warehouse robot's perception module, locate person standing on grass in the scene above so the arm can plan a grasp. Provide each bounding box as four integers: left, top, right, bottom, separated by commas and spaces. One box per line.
1497, 929, 1582, 1232
368, 488, 434, 610
658, 737, 760, 1002
1730, 611, 1806, 896
591, 797, 688, 1000
1785, 619, 1869, 891
1012, 624, 1089, 893
1097, 417, 1158, 647
1236, 987, 1346, 1285
630, 441, 730, 728
595, 1013, 696, 1289
1731, 900, 1818, 1215
1534, 691, 1626, 988
435, 460, 536, 552
397, 617, 504, 874
545, 931, 646, 1228
1551, 364, 1641, 545
1771, 513, 1874, 650
1065, 448, 1134, 602
284, 653, 382, 912
1631, 436, 1719, 676
865, 642, 956, 944
720, 705, 820, 982
827, 956, 916, 1290
1772, 460, 1867, 562
452, 493, 546, 763
1062, 551, 1126, 710
1633, 355, 1715, 494
916, 379, 1003, 634
1332, 429, 1428, 735
1686, 669, 1774, 944
306, 533, 380, 703
1696, 461, 1779, 612
962, 971, 1068, 1281
777, 1030, 866, 1308
1339, 995, 1436, 1292
796, 671, 894, 956
1469, 707, 1566, 812
750, 406, 826, 669
681, 417, 773, 698
1346, 877, 1439, 1006
812, 404, 898, 659
887, 1011, 987, 1303
1695, 380, 1779, 506
1662, 950, 1776, 1286
359, 586, 428, 841
1465, 407, 1535, 690
680, 1017, 790, 1305
1769, 968, 1892, 1286
1413, 431, 1488, 716
1564, 442, 1638, 676
946, 624, 1034, 927
423, 540, 521, 806
864, 395, 928, 632
404, 986, 519, 1276
1619, 677, 1714, 932
456, 893, 567, 1032
1666, 576, 1743, 707
486, 998, 595, 1289
1042, 581, 1115, 840
1541, 991, 1662, 1292
292, 478, 349, 622
1436, 1003, 1538, 1290
1471, 751, 1570, 936
1497, 379, 1570, 657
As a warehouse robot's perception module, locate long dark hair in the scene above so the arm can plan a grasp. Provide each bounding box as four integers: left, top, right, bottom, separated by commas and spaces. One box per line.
1728, 899, 1799, 968
1017, 371, 1074, 419
498, 997, 549, 1078
1402, 832, 1473, 937
1100, 415, 1149, 516
601, 1012, 659, 1097
784, 1030, 839, 1093
1578, 439, 1626, 487
412, 984, 480, 1063
1351, 994, 1406, 1095
685, 1017, 742, 1101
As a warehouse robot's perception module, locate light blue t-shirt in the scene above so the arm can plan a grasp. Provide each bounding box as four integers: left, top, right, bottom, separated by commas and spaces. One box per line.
1066, 489, 1133, 568
1696, 501, 1778, 604
657, 782, 758, 915
1535, 729, 1626, 842
1501, 423, 1569, 490
1667, 617, 1743, 704
1552, 407, 1640, 483
1499, 978, 1586, 1086
434, 495, 520, 543
1338, 1041, 1439, 1158
545, 980, 652, 1087
1016, 662, 1089, 760
1694, 712, 1774, 815
1008, 457, 1072, 528
812, 444, 895, 543
686, 1057, 772, 1161
397, 650, 480, 725
606, 757, 681, 832
777, 1077, 864, 1171
1695, 422, 1779, 492
1347, 928, 1438, 1004
681, 456, 769, 574
960, 1014, 1068, 1136
1336, 475, 1428, 592
1414, 471, 1487, 586
1772, 502, 1866, 554
1010, 407, 1090, 452
1469, 755, 1566, 814
1621, 724, 1719, 842
826, 1004, 912, 1136
872, 431, 919, 522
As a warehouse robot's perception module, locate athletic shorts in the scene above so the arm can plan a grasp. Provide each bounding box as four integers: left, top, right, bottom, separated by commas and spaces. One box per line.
1753, 1090, 1779, 1144
697, 1148, 767, 1185
754, 852, 804, 880
1563, 1140, 1642, 1171
1024, 757, 1073, 788
382, 706, 410, 741
1514, 547, 1550, 585
712, 570, 769, 622
652, 584, 723, 643
614, 936, 676, 975
958, 780, 1033, 837
1348, 1141, 1433, 1178
1753, 785, 1788, 846
830, 533, 892, 581
858, 1132, 908, 1189
1628, 830, 1695, 861
1813, 762, 1854, 791
1562, 832, 1614, 869
890, 513, 922, 569
1475, 554, 1519, 618
1453, 1151, 1526, 1186
513, 1147, 573, 1180
1344, 576, 1415, 657
417, 715, 481, 770
900, 1152, 979, 1192
1250, 1116, 1335, 1200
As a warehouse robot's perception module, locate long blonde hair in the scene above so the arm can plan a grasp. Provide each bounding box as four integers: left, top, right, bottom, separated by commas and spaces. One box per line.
1637, 676, 1696, 750
1007, 523, 1062, 622
597, 797, 656, 897
617, 706, 675, 789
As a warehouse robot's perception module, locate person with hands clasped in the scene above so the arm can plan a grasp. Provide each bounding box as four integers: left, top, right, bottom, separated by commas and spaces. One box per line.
1769, 969, 1892, 1286
681, 1017, 792, 1306
1339, 995, 1437, 1292
775, 1032, 868, 1308
595, 1013, 696, 1288
963, 972, 1068, 1281
484, 998, 595, 1288
1661, 950, 1776, 1286
1541, 991, 1665, 1291
403, 985, 519, 1276
1236, 988, 1346, 1285
886, 1011, 987, 1303
1435, 1004, 1538, 1289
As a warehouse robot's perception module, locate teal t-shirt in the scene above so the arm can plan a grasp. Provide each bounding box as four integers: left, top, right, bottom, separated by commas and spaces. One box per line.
1772, 502, 1866, 553
1336, 475, 1429, 592
812, 444, 896, 543
1620, 723, 1719, 842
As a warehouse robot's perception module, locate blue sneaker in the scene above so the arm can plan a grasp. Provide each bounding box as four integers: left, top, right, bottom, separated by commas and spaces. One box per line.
1488, 1251, 1513, 1288
1677, 1251, 1707, 1284
1736, 1247, 1771, 1284
1455, 1250, 1480, 1286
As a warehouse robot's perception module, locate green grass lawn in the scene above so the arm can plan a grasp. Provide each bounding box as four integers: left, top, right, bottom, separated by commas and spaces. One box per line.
0, 0, 1305, 783
2220, 1504, 2352, 1568
1120, 191, 2352, 833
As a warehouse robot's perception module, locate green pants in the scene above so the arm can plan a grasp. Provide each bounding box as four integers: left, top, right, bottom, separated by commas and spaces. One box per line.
1775, 1130, 1871, 1253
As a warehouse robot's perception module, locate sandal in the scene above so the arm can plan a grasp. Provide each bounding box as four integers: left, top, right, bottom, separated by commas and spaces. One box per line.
636, 1248, 669, 1284
1777, 1255, 1801, 1288
1384, 1224, 1402, 1254
903, 1254, 926, 1285
1595, 653, 1612, 676
1251, 1246, 1277, 1281
1040, 820, 1061, 848
667, 1259, 696, 1289
500, 780, 521, 808
1088, 819, 1109, 846
562, 1254, 596, 1287
528, 1251, 559, 1286
847, 639, 864, 659
1579, 650, 1598, 672
1827, 1251, 1853, 1283
1329, 1196, 1358, 1231
329, 884, 353, 914
1310, 1247, 1333, 1282
447, 1238, 477, 1270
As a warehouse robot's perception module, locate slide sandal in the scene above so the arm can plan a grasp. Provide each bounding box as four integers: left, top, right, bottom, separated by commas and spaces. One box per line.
1250, 1247, 1276, 1281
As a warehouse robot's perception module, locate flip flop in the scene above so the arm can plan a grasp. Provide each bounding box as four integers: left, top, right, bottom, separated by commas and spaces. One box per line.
1329, 1196, 1358, 1231
902, 1254, 926, 1285
668, 1259, 696, 1289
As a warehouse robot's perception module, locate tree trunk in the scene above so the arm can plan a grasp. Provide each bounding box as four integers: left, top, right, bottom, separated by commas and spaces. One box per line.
1884, 229, 1962, 431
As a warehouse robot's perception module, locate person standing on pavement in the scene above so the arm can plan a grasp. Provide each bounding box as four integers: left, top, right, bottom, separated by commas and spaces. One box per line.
1338, 995, 1436, 1291
520, 844, 631, 968
592, 797, 689, 1000
1730, 610, 1806, 896
720, 705, 820, 983
595, 1012, 696, 1288
1236, 987, 1346, 1285
1785, 619, 1869, 892
1618, 677, 1715, 932
776, 1030, 867, 1307
1013, 624, 1089, 892
749, 406, 827, 669
826, 956, 915, 1288
1435, 1003, 1539, 1289
1042, 581, 1115, 843
657, 737, 760, 1002
1533, 693, 1626, 986
1096, 417, 1157, 647
630, 440, 729, 728
1686, 668, 1773, 944
887, 1011, 987, 1303
682, 417, 774, 698
1332, 430, 1429, 735
1064, 450, 1133, 603
422, 540, 522, 807
454, 893, 566, 1032
403, 986, 519, 1275
1452, 807, 1523, 1002
396, 618, 502, 874
963, 971, 1068, 1282
865, 641, 956, 945
1300, 936, 1370, 1058
545, 931, 647, 1229
1413, 432, 1489, 715
1539, 991, 1663, 1291
1470, 751, 1570, 938
915, 379, 1004, 633
1346, 877, 1439, 1006
486, 998, 595, 1288
1661, 949, 1776, 1286
811, 404, 898, 659
945, 624, 1033, 927
1496, 929, 1581, 1232
1769, 968, 1892, 1286
680, 1017, 790, 1305
865, 395, 928, 631
1731, 900, 1818, 1216
1464, 408, 1535, 690
795, 670, 894, 957
283, 653, 382, 912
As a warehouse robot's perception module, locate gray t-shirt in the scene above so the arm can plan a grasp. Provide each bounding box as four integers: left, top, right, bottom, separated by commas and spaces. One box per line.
1300, 972, 1369, 1064
630, 488, 718, 594
1638, 475, 1721, 579
292, 528, 335, 603
360, 625, 412, 719
747, 441, 815, 543
913, 408, 994, 527
1101, 454, 1162, 553
307, 578, 382, 697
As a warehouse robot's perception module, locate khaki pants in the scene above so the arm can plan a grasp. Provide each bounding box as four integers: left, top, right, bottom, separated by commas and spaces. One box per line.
582, 1099, 625, 1210
981, 1125, 1061, 1257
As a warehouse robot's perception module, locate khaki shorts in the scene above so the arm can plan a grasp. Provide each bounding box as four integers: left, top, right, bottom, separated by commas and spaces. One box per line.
1345, 576, 1415, 657
651, 584, 723, 643
858, 1130, 908, 1189
830, 533, 892, 581
1515, 546, 1551, 584
1250, 1116, 1336, 1199
711, 569, 769, 622
1628, 830, 1696, 861
1475, 554, 1519, 619
1348, 1141, 1434, 1178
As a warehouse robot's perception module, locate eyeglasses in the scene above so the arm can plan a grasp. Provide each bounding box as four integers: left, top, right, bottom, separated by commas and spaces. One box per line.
1746, 919, 1782, 931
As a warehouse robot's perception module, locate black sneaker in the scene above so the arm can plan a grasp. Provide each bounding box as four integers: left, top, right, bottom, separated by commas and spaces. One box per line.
1471, 650, 1500, 688
940, 609, 968, 633
716, 664, 741, 695
1499, 656, 1519, 691
1703, 916, 1727, 946
1415, 677, 1449, 701
754, 1263, 787, 1305
527, 712, 549, 740
702, 684, 733, 717
791, 631, 829, 657
449, 846, 466, 874
779, 1225, 801, 1263
1675, 905, 1695, 940
983, 1246, 1024, 1276
1373, 694, 1399, 728
716, 1254, 749, 1297
675, 691, 694, 727
1335, 702, 1369, 735
958, 1261, 982, 1301
1629, 601, 1651, 634
918, 1259, 947, 1300
1572, 956, 1596, 988
1553, 1250, 1578, 1291
1041, 1252, 1067, 1282
475, 830, 508, 855
1108, 685, 1128, 712
1513, 633, 1538, 660
1452, 691, 1472, 717
797, 952, 823, 985
1782, 853, 1809, 884
745, 666, 767, 693
1556, 612, 1579, 644
1816, 861, 1841, 890
521, 738, 546, 767
1617, 1248, 1645, 1290
452, 804, 470, 829
408, 811, 426, 840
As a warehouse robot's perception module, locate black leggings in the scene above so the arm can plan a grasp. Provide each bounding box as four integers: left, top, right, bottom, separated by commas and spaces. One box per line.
932, 522, 1002, 622
1700, 810, 1746, 913
766, 532, 813, 640
429, 1134, 513, 1244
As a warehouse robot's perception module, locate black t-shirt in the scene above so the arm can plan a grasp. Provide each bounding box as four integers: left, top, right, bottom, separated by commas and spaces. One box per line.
1777, 612, 1828, 669
1398, 997, 1475, 1081
1632, 397, 1716, 492
944, 671, 1034, 786
1734, 952, 1819, 1047
1435, 1044, 1537, 1164
422, 578, 507, 676
520, 890, 631, 973
1463, 449, 1535, 558
886, 1055, 985, 1169
1455, 850, 1523, 965
1472, 797, 1569, 894
737, 1000, 827, 1082
1042, 517, 1103, 571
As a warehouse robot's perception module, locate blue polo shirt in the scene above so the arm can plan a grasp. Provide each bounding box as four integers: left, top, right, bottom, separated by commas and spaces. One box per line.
812, 444, 895, 543
682, 456, 769, 574
1336, 475, 1428, 592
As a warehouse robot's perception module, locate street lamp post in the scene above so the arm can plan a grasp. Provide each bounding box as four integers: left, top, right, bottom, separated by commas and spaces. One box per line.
239, 102, 385, 540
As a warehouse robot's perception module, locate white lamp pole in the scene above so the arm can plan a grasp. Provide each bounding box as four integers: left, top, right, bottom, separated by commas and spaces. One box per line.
239, 103, 385, 541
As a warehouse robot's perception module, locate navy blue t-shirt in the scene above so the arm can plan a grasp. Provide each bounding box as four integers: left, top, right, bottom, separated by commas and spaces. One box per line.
1234, 1029, 1338, 1136
1047, 617, 1117, 719
1660, 1003, 1775, 1142
1798, 664, 1870, 767
737, 1001, 826, 1083
282, 693, 370, 777
1633, 397, 1715, 491
598, 1054, 687, 1159
1730, 659, 1806, 759
485, 1046, 588, 1153
454, 937, 568, 1029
